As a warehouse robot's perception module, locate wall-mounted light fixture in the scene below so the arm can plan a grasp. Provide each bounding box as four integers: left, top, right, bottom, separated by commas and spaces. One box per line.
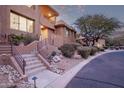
41, 25, 45, 29
48, 13, 52, 17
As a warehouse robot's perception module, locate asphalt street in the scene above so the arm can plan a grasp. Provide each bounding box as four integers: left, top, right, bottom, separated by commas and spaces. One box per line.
66, 51, 124, 88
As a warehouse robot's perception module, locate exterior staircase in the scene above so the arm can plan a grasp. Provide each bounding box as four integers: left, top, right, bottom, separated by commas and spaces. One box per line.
0, 43, 12, 55
22, 53, 47, 77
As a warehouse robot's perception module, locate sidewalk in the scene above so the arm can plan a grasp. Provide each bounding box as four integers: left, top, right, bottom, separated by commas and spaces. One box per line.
28, 70, 60, 88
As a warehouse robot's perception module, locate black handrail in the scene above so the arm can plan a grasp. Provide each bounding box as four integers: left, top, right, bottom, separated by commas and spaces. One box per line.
8, 34, 26, 75
11, 46, 26, 75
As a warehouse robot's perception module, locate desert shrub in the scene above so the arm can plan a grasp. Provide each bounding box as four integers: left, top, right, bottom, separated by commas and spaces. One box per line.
9, 34, 39, 45
90, 47, 98, 55
58, 44, 77, 58
23, 34, 39, 45
98, 48, 105, 51
103, 46, 108, 49
72, 43, 81, 48
77, 46, 91, 59
9, 34, 24, 45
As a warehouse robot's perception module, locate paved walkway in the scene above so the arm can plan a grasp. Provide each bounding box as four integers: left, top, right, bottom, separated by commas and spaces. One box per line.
28, 70, 60, 88
66, 51, 124, 88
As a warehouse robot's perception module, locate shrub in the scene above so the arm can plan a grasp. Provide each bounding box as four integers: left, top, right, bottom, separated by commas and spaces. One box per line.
90, 47, 98, 55
77, 46, 91, 59
98, 48, 105, 51
9, 34, 39, 45
23, 34, 39, 45
103, 46, 108, 49
9, 34, 24, 45
58, 44, 76, 58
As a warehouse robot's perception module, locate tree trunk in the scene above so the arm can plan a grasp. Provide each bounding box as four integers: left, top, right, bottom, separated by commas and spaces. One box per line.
92, 39, 96, 46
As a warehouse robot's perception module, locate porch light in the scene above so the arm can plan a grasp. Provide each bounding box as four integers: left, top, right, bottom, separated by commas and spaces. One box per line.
48, 13, 52, 17
41, 25, 45, 29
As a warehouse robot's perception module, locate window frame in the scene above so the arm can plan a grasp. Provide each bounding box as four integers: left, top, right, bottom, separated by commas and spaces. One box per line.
64, 27, 69, 37
10, 12, 34, 33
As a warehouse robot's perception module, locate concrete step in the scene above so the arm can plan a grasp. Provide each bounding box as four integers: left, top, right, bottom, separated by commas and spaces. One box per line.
23, 57, 39, 61
21, 53, 48, 77
0, 48, 11, 51
0, 51, 11, 54
26, 60, 42, 65
22, 54, 36, 58
26, 66, 47, 77
26, 63, 45, 70
0, 45, 11, 48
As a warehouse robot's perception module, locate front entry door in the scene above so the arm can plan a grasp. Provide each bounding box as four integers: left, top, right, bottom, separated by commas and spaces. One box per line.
40, 28, 48, 46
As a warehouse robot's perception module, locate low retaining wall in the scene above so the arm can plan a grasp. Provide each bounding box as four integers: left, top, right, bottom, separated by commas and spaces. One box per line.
0, 54, 26, 79
15, 41, 38, 54
0, 54, 13, 66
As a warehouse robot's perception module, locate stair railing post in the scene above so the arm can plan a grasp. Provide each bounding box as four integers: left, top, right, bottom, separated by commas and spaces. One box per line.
23, 60, 26, 75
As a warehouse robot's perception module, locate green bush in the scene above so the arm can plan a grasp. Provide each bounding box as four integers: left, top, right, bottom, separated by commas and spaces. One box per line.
9, 34, 24, 45
77, 46, 91, 59
23, 34, 39, 45
58, 44, 77, 58
103, 46, 108, 49
90, 47, 98, 55
98, 48, 105, 51
9, 34, 39, 45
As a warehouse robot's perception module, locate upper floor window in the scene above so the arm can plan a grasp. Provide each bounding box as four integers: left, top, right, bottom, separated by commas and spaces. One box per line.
64, 28, 69, 37
10, 13, 19, 30
27, 19, 34, 33
19, 16, 27, 31
10, 12, 34, 33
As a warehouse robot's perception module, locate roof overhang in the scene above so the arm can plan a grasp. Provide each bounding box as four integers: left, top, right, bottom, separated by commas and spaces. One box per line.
40, 5, 59, 18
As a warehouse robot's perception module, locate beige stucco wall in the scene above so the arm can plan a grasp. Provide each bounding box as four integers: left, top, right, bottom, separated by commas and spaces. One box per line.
0, 5, 41, 36
0, 19, 1, 33
40, 15, 55, 30
54, 26, 76, 47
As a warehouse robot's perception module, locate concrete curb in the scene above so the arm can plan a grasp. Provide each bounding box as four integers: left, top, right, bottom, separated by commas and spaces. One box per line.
45, 50, 124, 88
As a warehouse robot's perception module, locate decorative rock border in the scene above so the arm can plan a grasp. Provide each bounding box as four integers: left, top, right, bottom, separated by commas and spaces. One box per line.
0, 65, 34, 88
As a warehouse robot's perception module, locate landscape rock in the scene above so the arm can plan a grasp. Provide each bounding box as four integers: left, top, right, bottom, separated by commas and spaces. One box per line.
73, 54, 82, 59
0, 65, 33, 88
50, 66, 64, 75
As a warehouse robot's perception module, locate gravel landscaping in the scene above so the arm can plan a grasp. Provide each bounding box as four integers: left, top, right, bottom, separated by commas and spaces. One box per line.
0, 65, 34, 88
51, 56, 84, 74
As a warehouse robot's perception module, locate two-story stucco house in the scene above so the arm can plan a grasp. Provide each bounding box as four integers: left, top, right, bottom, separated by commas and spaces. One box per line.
0, 5, 77, 47
0, 5, 77, 80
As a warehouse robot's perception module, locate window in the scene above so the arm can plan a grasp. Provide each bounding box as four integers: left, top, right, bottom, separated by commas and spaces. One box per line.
27, 19, 33, 33
65, 28, 69, 37
19, 16, 27, 31
10, 13, 19, 30
10, 12, 34, 33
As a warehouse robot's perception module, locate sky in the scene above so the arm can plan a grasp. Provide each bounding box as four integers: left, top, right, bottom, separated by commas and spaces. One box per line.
51, 5, 124, 27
